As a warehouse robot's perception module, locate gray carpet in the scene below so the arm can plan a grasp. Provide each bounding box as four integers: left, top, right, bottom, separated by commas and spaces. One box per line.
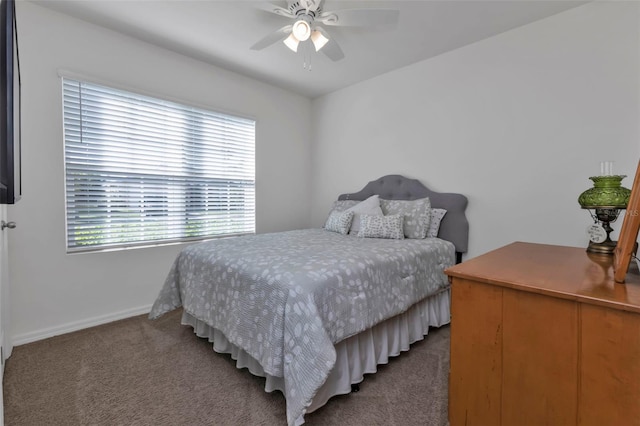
3, 309, 450, 426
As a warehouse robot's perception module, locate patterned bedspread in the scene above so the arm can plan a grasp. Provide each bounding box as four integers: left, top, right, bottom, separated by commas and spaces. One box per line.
149, 228, 454, 425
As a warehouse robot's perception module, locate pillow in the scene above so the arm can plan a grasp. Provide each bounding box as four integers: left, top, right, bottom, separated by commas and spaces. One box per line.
323, 199, 357, 229
427, 208, 447, 238
328, 199, 359, 213
344, 195, 384, 233
357, 214, 405, 239
324, 210, 354, 235
379, 197, 431, 239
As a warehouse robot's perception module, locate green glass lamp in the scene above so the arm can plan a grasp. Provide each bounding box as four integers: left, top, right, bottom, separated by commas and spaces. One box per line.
578, 163, 631, 255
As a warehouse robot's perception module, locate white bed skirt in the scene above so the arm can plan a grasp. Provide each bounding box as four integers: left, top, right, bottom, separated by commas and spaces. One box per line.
182, 287, 451, 421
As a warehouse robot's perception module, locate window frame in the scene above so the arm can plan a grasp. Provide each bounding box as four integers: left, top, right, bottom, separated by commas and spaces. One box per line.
60, 72, 256, 253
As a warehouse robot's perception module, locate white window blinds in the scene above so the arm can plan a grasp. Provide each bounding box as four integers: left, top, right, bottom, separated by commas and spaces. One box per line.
62, 78, 256, 252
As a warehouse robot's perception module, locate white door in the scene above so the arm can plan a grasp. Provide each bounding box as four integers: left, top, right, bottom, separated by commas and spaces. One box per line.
0, 203, 11, 426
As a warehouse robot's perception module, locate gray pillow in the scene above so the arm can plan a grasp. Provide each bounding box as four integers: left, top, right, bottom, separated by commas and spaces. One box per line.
380, 197, 431, 239
427, 208, 447, 238
357, 214, 405, 240
328, 199, 359, 213
324, 200, 357, 230
324, 210, 354, 235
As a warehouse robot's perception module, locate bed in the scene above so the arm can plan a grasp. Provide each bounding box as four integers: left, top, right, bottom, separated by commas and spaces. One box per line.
149, 174, 469, 426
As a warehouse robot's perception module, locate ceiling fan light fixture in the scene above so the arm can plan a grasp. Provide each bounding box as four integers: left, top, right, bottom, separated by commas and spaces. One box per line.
283, 33, 300, 52
310, 30, 329, 51
291, 19, 311, 41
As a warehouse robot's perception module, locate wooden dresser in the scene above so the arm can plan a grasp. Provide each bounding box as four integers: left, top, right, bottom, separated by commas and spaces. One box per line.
445, 242, 640, 426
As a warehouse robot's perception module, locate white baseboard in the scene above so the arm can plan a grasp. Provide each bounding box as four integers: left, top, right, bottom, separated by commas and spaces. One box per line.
11, 304, 153, 347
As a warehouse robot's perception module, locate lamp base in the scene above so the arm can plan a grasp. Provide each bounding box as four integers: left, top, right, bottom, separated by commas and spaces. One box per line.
587, 240, 617, 255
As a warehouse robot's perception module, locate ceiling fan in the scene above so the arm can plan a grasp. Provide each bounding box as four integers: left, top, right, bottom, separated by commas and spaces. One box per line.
250, 0, 399, 62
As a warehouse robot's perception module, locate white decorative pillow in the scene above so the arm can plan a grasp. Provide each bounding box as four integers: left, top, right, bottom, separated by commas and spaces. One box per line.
379, 197, 431, 239
358, 214, 405, 240
427, 208, 447, 238
345, 195, 384, 233
324, 210, 354, 235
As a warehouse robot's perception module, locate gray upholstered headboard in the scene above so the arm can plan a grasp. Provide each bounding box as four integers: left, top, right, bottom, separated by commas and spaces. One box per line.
338, 174, 469, 262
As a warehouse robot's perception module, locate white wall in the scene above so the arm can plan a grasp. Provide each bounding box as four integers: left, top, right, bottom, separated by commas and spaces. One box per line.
7, 2, 312, 344
310, 1, 640, 259
7, 1, 640, 345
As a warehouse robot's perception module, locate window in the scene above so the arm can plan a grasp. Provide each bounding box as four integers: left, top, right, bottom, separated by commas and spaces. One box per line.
62, 77, 255, 252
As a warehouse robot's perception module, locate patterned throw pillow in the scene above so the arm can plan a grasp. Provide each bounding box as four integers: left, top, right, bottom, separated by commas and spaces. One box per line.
344, 195, 384, 233
328, 199, 359, 213
427, 208, 447, 238
357, 214, 405, 239
379, 197, 431, 239
324, 210, 354, 235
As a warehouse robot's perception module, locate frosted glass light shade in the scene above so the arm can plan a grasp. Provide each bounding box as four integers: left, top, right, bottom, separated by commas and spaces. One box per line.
283, 33, 299, 52
311, 30, 329, 51
292, 20, 311, 41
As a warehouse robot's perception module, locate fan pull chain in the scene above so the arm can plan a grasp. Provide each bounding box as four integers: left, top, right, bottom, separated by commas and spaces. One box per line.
303, 42, 312, 71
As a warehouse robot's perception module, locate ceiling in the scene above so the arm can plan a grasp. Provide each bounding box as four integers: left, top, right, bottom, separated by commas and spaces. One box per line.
31, 0, 588, 99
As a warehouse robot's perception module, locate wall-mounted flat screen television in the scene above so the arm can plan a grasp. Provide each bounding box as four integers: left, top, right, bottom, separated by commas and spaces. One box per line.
0, 0, 20, 204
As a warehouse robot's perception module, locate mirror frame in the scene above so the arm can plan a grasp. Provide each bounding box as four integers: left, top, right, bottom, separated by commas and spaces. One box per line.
614, 160, 640, 283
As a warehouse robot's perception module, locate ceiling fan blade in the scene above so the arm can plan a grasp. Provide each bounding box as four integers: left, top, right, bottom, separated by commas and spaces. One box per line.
318, 9, 399, 27
255, 2, 296, 19
320, 37, 344, 61
250, 25, 292, 51
321, 39, 344, 61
